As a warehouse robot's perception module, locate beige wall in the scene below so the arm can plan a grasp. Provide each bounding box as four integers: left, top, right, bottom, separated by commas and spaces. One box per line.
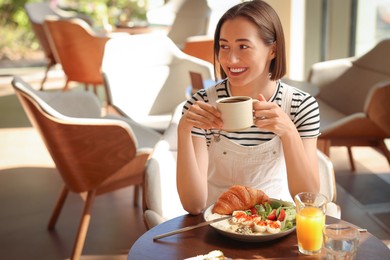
304, 0, 322, 79
327, 0, 352, 59
266, 0, 352, 80
265, 0, 293, 77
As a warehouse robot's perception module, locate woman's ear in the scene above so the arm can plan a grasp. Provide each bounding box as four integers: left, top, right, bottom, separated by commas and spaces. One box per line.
268, 42, 276, 60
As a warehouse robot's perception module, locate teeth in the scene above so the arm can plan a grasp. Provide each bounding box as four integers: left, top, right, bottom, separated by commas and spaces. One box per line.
230, 68, 245, 73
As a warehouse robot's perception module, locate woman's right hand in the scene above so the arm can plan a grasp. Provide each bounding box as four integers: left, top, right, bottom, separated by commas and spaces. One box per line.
179, 101, 223, 132
177, 101, 214, 214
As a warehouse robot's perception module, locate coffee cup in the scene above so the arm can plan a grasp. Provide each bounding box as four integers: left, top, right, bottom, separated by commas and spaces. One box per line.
216, 96, 253, 131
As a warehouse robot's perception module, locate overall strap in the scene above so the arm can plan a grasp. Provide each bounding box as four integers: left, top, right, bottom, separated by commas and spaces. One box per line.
206, 84, 219, 106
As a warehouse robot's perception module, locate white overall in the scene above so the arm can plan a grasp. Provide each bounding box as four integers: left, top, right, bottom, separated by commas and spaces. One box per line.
205, 84, 294, 207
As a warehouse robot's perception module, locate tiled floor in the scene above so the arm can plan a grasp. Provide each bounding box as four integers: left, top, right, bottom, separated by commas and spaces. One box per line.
1, 65, 389, 259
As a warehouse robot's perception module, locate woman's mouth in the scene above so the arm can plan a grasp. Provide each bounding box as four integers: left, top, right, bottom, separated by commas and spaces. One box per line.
229, 67, 247, 75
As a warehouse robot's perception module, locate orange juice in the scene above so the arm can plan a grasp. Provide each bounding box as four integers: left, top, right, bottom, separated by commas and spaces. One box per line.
296, 206, 325, 254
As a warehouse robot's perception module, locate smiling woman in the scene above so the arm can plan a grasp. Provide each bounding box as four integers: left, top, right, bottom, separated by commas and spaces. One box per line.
177, 0, 321, 216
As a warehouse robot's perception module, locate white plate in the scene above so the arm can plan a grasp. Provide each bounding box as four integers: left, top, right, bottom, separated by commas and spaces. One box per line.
203, 199, 296, 242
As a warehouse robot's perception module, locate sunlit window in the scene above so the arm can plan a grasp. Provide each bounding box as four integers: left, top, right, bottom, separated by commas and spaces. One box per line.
355, 0, 390, 55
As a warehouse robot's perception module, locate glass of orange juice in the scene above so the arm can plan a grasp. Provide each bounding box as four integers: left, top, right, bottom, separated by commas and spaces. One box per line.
294, 192, 327, 255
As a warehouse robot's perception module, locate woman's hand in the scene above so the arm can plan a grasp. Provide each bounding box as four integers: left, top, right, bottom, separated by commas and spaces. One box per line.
180, 101, 223, 132
253, 94, 297, 138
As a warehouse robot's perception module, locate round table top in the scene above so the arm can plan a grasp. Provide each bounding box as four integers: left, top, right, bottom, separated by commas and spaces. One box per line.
128, 214, 390, 260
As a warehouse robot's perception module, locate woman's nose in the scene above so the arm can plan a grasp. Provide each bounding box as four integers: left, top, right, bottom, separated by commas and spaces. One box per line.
228, 50, 240, 63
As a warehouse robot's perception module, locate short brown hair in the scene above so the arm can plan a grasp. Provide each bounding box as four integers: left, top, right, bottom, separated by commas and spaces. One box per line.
213, 0, 286, 80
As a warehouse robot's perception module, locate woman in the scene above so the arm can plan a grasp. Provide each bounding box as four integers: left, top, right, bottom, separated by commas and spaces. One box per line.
177, 0, 320, 215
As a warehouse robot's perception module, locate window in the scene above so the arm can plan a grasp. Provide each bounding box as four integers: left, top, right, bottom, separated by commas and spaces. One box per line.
355, 0, 390, 55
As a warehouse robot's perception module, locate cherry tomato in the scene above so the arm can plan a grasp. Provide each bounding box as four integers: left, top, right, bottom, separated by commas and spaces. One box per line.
250, 207, 257, 215
267, 209, 277, 220
277, 208, 286, 221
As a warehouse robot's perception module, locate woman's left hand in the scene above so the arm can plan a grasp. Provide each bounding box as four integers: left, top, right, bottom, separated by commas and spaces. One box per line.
253, 94, 296, 138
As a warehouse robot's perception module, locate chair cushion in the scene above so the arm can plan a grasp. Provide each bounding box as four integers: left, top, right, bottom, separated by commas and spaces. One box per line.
19, 79, 102, 118
317, 99, 346, 132
104, 114, 162, 149
37, 91, 102, 118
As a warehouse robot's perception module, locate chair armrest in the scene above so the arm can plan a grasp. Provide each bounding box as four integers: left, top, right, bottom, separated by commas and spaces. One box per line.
159, 100, 185, 150
326, 202, 341, 219
365, 80, 390, 135
144, 209, 167, 230
143, 102, 187, 228
307, 57, 355, 89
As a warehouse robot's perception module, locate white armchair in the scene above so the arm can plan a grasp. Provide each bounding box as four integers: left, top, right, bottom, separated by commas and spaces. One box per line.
101, 33, 214, 132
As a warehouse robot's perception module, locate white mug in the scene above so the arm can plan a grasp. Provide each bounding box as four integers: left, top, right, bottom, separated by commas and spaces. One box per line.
216, 96, 254, 131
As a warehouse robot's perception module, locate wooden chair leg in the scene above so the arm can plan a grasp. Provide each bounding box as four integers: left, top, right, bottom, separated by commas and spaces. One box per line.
347, 146, 356, 172
93, 84, 98, 95
71, 190, 96, 260
134, 185, 139, 207
317, 139, 331, 156
40, 61, 55, 91
63, 79, 71, 92
48, 186, 69, 230
103, 83, 112, 108
378, 140, 390, 166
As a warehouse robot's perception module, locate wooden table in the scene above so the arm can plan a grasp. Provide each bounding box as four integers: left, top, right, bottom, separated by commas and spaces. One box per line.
128, 214, 390, 260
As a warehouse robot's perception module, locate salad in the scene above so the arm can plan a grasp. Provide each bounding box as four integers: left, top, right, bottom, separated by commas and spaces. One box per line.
215, 200, 296, 235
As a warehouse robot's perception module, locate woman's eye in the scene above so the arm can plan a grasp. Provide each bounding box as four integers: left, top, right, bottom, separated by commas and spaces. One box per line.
240, 45, 249, 49
220, 44, 229, 49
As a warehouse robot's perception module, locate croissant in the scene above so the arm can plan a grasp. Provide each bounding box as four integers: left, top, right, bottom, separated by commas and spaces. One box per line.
212, 185, 269, 215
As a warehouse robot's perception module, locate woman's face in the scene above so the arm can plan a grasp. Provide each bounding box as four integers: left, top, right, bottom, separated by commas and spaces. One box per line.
218, 16, 275, 89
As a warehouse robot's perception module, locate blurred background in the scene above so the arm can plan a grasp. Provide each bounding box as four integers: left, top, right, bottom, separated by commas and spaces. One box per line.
1, 0, 390, 80
0, 0, 389, 259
